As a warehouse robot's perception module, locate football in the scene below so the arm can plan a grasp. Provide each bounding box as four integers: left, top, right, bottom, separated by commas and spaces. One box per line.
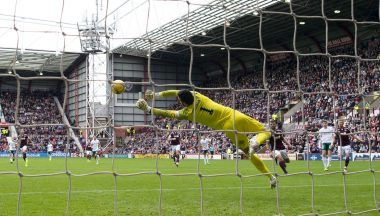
112, 80, 125, 94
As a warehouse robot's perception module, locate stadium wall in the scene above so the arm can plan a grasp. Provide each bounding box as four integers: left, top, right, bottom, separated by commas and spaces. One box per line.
0, 78, 62, 92
67, 59, 88, 127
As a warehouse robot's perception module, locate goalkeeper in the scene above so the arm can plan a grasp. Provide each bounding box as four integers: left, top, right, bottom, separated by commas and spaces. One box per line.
136, 89, 276, 188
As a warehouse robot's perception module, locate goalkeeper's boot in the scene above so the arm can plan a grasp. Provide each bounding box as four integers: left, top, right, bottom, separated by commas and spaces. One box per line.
343, 167, 348, 173
270, 176, 277, 189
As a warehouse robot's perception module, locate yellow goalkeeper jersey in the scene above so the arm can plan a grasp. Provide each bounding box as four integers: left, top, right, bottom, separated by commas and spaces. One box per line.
152, 90, 270, 150
152, 90, 232, 129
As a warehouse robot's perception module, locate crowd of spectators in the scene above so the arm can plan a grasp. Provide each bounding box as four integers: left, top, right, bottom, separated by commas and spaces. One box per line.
122, 37, 379, 156
0, 38, 379, 157
0, 90, 68, 153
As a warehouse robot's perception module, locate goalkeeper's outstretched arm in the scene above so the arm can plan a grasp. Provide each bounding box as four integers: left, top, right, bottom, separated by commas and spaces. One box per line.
145, 89, 180, 101
136, 98, 186, 120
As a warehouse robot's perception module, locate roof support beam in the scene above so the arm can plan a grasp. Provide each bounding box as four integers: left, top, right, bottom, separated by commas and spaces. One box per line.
337, 24, 354, 41
231, 54, 247, 74
303, 33, 323, 52
210, 60, 227, 76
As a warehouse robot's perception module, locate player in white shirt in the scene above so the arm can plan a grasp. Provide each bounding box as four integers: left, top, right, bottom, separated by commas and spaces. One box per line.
318, 120, 335, 171
91, 135, 100, 165
200, 136, 210, 165
47, 140, 54, 161
6, 135, 17, 164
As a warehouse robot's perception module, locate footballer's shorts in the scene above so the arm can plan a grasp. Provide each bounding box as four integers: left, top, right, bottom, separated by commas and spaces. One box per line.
274, 150, 290, 163
171, 145, 180, 153
222, 110, 271, 150
202, 150, 209, 155
322, 143, 332, 151
9, 150, 16, 154
21, 146, 27, 152
338, 145, 351, 155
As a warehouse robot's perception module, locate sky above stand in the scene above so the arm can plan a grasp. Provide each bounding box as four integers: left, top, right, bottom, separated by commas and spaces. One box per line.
0, 0, 211, 52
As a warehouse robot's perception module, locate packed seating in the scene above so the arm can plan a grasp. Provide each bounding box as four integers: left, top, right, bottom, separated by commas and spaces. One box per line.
0, 39, 379, 155
0, 90, 67, 152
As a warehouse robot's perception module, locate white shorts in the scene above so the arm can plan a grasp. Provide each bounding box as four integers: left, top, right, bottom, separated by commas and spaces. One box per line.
274, 150, 287, 158
21, 146, 27, 152
86, 150, 92, 155
180, 151, 186, 155
171, 145, 180, 153
338, 145, 351, 155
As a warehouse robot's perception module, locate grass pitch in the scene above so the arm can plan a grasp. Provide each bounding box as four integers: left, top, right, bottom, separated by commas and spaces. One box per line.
0, 157, 379, 216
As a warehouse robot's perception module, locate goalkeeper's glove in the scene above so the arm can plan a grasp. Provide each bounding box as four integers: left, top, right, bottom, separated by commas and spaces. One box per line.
144, 90, 155, 101
136, 99, 152, 113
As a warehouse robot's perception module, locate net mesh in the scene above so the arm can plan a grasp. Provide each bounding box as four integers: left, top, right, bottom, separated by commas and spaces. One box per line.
0, 0, 379, 215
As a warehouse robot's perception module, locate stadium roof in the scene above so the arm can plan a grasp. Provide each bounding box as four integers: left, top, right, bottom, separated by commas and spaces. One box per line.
0, 47, 86, 76
113, 0, 278, 55
113, 0, 379, 62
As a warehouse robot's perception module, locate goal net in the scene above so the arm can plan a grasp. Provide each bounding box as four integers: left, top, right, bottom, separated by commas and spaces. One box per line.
0, 0, 379, 215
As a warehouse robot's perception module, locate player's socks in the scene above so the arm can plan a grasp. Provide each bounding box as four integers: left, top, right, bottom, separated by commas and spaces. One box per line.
25, 158, 28, 167
279, 160, 287, 174
322, 157, 327, 169
328, 156, 332, 167
322, 157, 325, 169
345, 158, 349, 167
250, 154, 272, 179
23, 153, 26, 161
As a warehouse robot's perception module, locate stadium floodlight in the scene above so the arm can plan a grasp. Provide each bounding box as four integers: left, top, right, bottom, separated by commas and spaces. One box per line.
8, 70, 12, 74
221, 47, 225, 50
299, 21, 306, 25
334, 10, 341, 14
39, 72, 43, 76
200, 53, 205, 57
201, 31, 207, 36
225, 20, 231, 27
253, 10, 259, 16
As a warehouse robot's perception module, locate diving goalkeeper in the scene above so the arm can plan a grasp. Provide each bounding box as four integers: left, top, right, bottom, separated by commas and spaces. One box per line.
136, 89, 276, 188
